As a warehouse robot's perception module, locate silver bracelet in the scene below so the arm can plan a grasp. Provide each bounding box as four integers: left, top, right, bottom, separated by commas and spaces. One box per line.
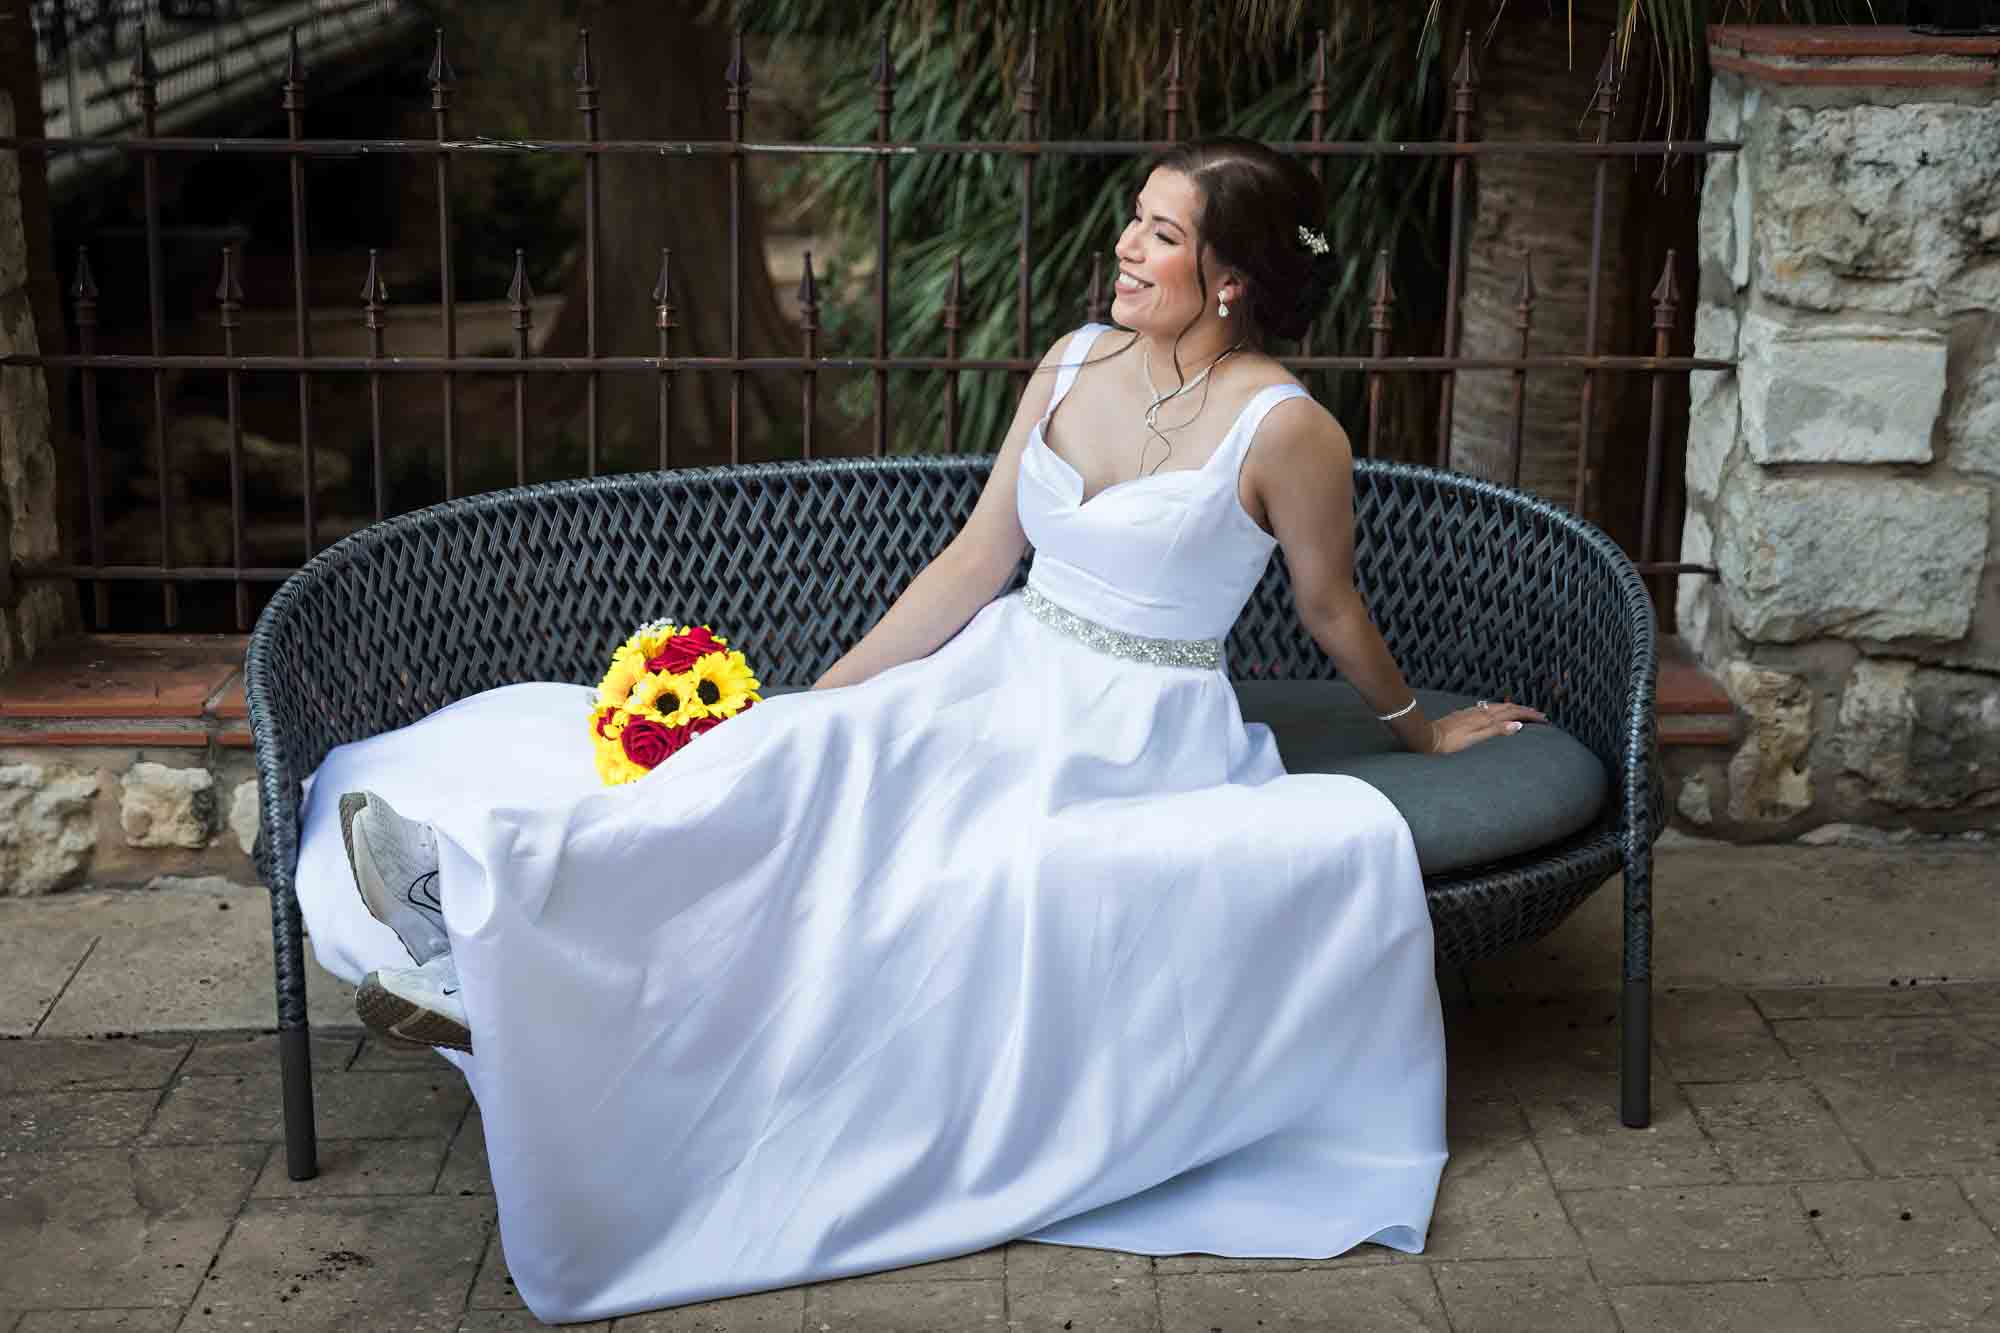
1375, 697, 1418, 723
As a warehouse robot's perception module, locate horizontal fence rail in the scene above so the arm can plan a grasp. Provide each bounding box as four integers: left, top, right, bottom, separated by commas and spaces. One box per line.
1, 21, 1734, 633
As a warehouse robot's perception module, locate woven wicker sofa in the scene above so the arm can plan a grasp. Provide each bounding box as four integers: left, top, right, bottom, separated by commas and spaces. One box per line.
247, 455, 1663, 1182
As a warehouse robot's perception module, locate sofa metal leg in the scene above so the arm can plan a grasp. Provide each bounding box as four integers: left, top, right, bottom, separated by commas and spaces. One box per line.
281, 1024, 319, 1180
1620, 975, 1651, 1128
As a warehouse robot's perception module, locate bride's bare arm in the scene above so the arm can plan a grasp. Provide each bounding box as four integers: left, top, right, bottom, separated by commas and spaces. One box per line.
810, 339, 1071, 691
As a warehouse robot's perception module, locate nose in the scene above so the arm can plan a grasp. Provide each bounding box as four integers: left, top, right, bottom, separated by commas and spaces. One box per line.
1114, 222, 1142, 266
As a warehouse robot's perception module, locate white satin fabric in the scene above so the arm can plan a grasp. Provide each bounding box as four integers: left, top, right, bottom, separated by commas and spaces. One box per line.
293, 324, 1448, 1323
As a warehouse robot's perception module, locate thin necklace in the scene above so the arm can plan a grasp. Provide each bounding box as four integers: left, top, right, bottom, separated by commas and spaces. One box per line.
1139, 340, 1241, 474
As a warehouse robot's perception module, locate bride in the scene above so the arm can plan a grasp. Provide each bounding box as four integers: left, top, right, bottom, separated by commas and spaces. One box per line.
296, 135, 1542, 1322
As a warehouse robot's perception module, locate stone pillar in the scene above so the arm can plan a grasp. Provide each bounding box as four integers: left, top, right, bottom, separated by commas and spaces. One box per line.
1681, 26, 2000, 838
0, 7, 73, 673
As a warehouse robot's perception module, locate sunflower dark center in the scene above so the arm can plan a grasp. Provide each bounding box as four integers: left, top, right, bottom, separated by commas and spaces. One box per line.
697, 679, 721, 705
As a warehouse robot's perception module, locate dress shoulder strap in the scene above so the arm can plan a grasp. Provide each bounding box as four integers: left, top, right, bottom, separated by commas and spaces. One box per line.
1045, 324, 1112, 416
1217, 382, 1313, 465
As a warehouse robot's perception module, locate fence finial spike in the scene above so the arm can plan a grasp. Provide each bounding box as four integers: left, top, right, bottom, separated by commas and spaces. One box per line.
945, 252, 964, 304
1312, 27, 1329, 87
428, 27, 457, 90
360, 248, 386, 306
1593, 33, 1622, 114
652, 247, 676, 308
1087, 253, 1107, 323
71, 246, 97, 304
1652, 249, 1680, 313
1370, 247, 1396, 310
574, 27, 596, 89
797, 249, 819, 312
1514, 250, 1536, 309
1452, 29, 1478, 91
129, 24, 157, 89
726, 31, 751, 91
507, 249, 533, 310
217, 243, 244, 306
872, 20, 894, 89
285, 27, 305, 86
1014, 25, 1040, 119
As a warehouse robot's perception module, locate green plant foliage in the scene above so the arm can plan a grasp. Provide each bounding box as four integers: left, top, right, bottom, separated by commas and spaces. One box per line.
746, 0, 1897, 456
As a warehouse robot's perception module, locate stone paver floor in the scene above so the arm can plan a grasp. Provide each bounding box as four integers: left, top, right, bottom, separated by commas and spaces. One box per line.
2, 842, 1998, 1330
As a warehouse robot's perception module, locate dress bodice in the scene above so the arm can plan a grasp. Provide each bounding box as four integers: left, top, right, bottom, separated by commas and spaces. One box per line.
1017, 324, 1309, 642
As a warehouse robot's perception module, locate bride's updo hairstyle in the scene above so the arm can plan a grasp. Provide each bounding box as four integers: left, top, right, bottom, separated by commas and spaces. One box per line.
1154, 136, 1337, 348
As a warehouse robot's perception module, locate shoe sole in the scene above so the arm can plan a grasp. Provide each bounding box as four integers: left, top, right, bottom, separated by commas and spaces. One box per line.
357, 972, 473, 1054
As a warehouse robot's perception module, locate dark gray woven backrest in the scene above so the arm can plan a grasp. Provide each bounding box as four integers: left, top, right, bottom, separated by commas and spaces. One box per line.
250, 454, 1648, 821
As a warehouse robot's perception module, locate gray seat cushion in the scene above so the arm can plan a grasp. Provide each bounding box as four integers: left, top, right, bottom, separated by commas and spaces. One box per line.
1232, 681, 1609, 875
761, 679, 1608, 877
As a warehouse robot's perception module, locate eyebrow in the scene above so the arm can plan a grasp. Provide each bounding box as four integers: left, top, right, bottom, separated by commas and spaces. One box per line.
1134, 200, 1188, 236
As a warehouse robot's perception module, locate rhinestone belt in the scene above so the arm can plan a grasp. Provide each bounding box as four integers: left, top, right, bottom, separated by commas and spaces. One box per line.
1019, 585, 1224, 670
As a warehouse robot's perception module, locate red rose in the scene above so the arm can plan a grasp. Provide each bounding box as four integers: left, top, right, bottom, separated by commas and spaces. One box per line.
619, 718, 682, 770
683, 714, 724, 741
646, 626, 726, 674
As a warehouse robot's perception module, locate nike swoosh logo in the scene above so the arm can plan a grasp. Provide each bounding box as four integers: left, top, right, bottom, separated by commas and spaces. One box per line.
443, 987, 459, 996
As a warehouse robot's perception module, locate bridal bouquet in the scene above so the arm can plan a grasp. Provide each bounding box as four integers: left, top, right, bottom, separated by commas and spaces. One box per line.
589, 619, 763, 786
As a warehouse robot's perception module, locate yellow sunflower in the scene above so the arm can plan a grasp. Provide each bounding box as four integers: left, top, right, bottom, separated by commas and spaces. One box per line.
593, 735, 650, 786
640, 670, 709, 727
685, 650, 761, 718
596, 646, 647, 708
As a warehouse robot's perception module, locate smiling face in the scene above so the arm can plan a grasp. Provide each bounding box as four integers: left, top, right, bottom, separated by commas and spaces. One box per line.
1111, 167, 1234, 338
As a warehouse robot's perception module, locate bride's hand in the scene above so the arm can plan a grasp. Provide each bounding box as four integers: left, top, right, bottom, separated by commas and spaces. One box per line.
1427, 698, 1548, 755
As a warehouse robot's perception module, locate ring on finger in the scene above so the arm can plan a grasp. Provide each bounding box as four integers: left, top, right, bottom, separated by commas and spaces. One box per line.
1477, 699, 1490, 710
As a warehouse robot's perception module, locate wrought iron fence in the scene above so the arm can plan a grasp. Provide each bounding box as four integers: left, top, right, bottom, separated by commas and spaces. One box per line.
1, 20, 1734, 635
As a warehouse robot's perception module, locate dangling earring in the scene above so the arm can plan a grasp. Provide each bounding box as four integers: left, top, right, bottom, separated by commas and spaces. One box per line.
1217, 292, 1231, 318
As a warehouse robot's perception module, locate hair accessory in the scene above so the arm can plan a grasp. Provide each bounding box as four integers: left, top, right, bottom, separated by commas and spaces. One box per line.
1297, 225, 1330, 256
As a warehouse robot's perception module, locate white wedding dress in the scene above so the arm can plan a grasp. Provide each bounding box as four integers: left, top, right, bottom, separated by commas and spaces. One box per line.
293, 323, 1449, 1323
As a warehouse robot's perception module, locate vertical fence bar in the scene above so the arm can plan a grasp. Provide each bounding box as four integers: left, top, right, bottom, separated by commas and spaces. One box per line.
71, 249, 108, 628
508, 250, 531, 487
798, 251, 819, 460
1013, 27, 1038, 400
362, 249, 387, 521
1300, 30, 1327, 400
1640, 250, 1679, 599
283, 30, 316, 561
1507, 252, 1535, 490
1366, 249, 1393, 460
654, 247, 676, 470
1573, 38, 1621, 516
575, 28, 600, 475
430, 30, 458, 497
1162, 27, 1182, 143
1085, 253, 1107, 325
725, 33, 748, 464
941, 254, 962, 455
217, 244, 248, 631
872, 26, 894, 457
132, 29, 175, 625
1434, 33, 1477, 470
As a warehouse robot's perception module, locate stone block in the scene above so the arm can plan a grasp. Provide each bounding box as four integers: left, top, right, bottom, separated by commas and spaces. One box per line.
1753, 101, 2000, 316
120, 761, 217, 849
1838, 658, 2000, 810
1715, 471, 1988, 642
1738, 312, 1945, 464
1947, 344, 2000, 479
0, 761, 99, 895
0, 288, 55, 565
1675, 508, 1716, 660
229, 778, 260, 856
1724, 662, 1814, 823
1686, 312, 1739, 504
0, 93, 25, 295
1697, 152, 1739, 280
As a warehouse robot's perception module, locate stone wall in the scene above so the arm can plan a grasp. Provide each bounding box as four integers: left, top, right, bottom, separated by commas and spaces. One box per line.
0, 747, 261, 894
1679, 29, 2000, 839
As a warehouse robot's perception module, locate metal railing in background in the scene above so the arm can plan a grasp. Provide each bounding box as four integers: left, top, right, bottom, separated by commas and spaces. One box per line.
2, 22, 1732, 633
31, 0, 415, 189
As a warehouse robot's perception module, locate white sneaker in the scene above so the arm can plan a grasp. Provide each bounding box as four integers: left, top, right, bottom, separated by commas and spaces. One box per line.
356, 953, 472, 1053
339, 791, 450, 965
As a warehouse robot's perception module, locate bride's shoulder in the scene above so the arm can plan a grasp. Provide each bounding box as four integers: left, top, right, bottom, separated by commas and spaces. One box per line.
1038, 323, 1132, 364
